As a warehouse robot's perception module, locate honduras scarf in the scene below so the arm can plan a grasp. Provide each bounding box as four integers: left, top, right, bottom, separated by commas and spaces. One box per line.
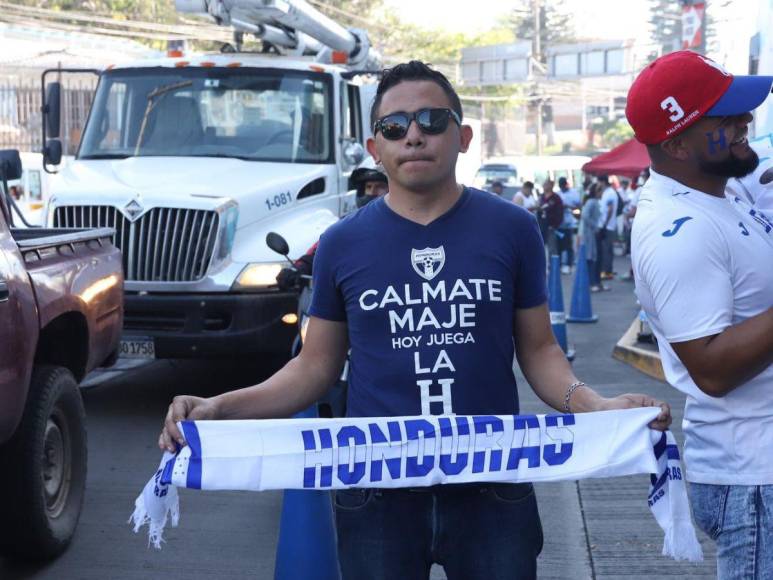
130, 407, 702, 561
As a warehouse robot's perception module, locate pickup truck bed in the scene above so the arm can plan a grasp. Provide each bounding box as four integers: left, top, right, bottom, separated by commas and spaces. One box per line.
0, 206, 123, 560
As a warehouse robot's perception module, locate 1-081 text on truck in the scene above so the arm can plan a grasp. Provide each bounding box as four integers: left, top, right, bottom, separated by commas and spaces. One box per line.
41, 0, 381, 362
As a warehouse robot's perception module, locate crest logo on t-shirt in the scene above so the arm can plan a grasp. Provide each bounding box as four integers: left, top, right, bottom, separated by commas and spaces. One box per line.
411, 246, 445, 280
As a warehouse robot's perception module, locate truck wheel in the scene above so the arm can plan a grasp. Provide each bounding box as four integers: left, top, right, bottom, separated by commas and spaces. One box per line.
0, 365, 87, 560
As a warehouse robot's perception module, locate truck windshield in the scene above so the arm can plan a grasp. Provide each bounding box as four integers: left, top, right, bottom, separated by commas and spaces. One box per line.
79, 67, 333, 164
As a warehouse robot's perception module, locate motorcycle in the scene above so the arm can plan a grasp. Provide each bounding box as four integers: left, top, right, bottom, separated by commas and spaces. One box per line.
266, 232, 347, 418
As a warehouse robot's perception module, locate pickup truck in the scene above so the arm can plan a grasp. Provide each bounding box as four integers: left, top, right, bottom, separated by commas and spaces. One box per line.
0, 150, 123, 560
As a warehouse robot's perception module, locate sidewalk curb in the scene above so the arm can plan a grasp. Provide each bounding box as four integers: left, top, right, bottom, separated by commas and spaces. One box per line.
612, 317, 666, 382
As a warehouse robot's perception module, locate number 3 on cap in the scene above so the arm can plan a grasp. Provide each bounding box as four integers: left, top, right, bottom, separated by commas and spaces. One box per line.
660, 96, 685, 122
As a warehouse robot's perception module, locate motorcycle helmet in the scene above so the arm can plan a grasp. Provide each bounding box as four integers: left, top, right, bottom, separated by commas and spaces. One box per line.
349, 158, 388, 208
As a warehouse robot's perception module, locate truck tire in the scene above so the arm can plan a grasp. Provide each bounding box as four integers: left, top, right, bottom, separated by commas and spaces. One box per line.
0, 365, 87, 561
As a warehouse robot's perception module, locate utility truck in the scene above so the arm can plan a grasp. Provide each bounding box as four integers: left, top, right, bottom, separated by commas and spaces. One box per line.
42, 0, 381, 362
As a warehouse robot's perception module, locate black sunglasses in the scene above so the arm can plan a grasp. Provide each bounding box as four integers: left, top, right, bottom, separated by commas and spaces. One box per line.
373, 108, 461, 140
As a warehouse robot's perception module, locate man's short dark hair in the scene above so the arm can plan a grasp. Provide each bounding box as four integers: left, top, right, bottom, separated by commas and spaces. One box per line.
522, 181, 534, 189
370, 61, 463, 130
598, 175, 610, 184
558, 177, 568, 187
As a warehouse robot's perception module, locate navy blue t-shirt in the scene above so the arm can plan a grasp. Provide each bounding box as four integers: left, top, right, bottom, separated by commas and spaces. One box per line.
309, 187, 547, 418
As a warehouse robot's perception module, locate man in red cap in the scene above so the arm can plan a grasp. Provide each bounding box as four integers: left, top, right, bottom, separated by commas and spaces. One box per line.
628, 50, 773, 579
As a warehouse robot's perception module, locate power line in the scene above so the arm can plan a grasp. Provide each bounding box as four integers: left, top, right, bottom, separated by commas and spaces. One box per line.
0, 1, 231, 41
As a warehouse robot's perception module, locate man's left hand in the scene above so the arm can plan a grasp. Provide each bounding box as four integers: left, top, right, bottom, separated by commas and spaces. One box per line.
598, 394, 672, 431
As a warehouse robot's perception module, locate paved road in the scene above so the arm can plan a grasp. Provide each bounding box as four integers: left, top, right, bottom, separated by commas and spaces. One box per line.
1, 256, 718, 579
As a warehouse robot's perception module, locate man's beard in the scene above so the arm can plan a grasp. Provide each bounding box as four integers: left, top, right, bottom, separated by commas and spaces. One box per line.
698, 149, 760, 178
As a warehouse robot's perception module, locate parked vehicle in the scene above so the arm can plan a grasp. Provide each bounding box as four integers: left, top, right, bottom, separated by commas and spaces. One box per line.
0, 150, 123, 560
473, 162, 519, 188
479, 155, 591, 194
472, 162, 520, 200
5, 152, 64, 227
41, 0, 381, 364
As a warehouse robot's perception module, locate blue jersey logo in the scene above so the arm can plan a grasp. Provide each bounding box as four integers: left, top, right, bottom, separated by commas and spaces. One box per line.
662, 216, 693, 237
739, 222, 750, 236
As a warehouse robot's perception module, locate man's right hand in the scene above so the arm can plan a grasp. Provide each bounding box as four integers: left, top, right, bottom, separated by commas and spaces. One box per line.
159, 395, 219, 452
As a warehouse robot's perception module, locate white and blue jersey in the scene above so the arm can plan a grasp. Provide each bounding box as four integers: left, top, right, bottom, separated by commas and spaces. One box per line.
309, 187, 547, 418
632, 169, 773, 485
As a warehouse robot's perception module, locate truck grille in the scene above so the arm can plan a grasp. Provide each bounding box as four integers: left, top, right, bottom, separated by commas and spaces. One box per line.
53, 206, 219, 282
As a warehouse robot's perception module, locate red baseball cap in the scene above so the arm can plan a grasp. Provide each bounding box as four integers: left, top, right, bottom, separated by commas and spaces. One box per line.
626, 50, 773, 145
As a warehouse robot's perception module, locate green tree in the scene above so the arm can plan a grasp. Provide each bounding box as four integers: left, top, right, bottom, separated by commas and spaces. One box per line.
601, 119, 634, 148
647, 0, 729, 61
16, 0, 177, 22
648, 0, 682, 58
504, 0, 576, 64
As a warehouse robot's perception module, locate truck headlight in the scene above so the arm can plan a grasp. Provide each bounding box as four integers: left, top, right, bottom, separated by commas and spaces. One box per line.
232, 262, 284, 291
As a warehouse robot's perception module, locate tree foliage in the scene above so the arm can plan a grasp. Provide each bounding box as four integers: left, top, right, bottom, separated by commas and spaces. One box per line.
503, 0, 576, 63
10, 0, 514, 78
647, 0, 730, 61
648, 0, 682, 56
16, 0, 177, 22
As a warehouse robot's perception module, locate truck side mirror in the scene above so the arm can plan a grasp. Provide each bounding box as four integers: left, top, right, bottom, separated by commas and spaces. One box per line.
266, 232, 290, 258
43, 139, 63, 167
0, 149, 22, 181
343, 141, 365, 168
44, 82, 62, 139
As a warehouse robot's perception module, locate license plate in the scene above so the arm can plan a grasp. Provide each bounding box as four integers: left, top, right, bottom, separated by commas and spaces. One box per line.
119, 337, 155, 359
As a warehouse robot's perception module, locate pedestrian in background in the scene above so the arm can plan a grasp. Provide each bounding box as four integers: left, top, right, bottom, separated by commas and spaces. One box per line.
513, 180, 537, 212
488, 180, 504, 196
580, 183, 606, 292
596, 175, 618, 281
538, 178, 563, 257
628, 50, 773, 580
557, 176, 581, 274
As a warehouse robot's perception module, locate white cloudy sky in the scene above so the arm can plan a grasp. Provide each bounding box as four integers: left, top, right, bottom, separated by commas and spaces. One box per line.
383, 0, 649, 39
383, 0, 759, 70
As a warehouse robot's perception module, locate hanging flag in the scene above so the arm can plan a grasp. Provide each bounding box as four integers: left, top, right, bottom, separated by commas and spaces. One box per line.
682, 2, 706, 50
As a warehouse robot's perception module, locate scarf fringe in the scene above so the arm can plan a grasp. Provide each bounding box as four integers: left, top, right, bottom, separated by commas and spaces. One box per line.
129, 489, 180, 549
662, 520, 703, 562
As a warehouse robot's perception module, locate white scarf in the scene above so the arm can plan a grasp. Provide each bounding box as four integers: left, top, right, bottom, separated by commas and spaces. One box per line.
130, 407, 702, 562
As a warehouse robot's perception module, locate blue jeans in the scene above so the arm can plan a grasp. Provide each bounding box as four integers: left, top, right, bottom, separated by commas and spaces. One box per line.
588, 259, 601, 286
334, 483, 543, 580
690, 483, 773, 579
596, 230, 614, 274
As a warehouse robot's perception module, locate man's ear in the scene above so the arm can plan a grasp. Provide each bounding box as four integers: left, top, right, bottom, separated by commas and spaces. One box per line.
366, 137, 379, 162
459, 124, 474, 153
660, 137, 690, 161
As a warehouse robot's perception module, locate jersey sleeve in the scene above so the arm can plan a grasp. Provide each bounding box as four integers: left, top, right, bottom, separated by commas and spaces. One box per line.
308, 231, 347, 322
638, 217, 733, 343
513, 214, 548, 309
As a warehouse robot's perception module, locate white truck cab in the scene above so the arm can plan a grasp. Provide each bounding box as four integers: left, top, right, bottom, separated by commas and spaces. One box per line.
43, 0, 379, 360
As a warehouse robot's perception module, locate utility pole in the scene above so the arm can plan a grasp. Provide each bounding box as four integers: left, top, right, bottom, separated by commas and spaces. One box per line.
533, 0, 543, 155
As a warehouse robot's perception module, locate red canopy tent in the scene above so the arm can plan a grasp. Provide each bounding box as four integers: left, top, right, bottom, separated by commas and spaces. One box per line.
582, 138, 650, 179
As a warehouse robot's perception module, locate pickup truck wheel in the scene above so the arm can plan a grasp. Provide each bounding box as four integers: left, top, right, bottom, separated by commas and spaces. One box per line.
0, 365, 87, 561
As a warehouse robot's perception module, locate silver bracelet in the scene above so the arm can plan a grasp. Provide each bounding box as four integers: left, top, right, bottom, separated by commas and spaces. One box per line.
563, 381, 587, 413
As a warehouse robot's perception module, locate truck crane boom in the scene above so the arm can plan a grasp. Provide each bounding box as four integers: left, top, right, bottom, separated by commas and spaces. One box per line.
176, 0, 381, 69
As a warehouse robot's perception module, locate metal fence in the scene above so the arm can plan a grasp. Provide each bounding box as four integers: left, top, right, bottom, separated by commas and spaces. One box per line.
0, 71, 98, 155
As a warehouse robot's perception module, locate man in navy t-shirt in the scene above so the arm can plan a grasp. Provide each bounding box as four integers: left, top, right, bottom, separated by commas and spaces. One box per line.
310, 185, 545, 418
159, 61, 671, 580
